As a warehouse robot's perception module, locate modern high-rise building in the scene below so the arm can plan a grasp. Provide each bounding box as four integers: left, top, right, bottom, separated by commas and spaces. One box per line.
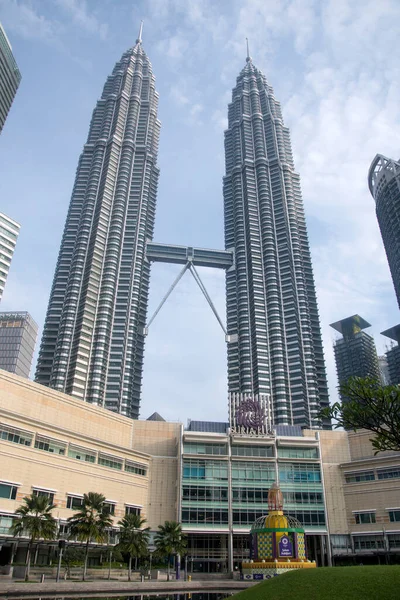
0, 312, 38, 377
330, 315, 380, 398
35, 27, 160, 419
0, 212, 20, 302
381, 324, 400, 385
223, 52, 329, 428
368, 155, 400, 308
0, 22, 21, 133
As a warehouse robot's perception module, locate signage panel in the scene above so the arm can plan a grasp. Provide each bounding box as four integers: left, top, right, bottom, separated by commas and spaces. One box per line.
229, 393, 272, 436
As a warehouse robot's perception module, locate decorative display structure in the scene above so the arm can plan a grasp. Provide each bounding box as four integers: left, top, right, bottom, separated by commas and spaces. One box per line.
241, 482, 316, 579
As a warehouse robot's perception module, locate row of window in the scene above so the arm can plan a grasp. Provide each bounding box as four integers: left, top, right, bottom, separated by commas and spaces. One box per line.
0, 422, 147, 476
354, 510, 400, 524
353, 535, 400, 550
181, 508, 326, 526
0, 483, 141, 517
182, 460, 322, 484
181, 485, 324, 507
345, 467, 400, 483
182, 442, 319, 460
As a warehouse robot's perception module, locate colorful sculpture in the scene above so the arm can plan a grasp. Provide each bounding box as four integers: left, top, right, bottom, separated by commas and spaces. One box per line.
241, 482, 316, 579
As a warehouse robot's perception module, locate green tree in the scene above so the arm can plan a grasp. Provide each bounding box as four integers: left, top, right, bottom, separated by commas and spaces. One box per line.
62, 546, 85, 579
67, 492, 113, 580
117, 513, 150, 581
154, 520, 187, 581
321, 377, 400, 453
10, 493, 57, 580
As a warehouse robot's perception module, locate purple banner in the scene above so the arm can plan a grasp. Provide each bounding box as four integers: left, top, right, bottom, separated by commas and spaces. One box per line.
279, 535, 293, 557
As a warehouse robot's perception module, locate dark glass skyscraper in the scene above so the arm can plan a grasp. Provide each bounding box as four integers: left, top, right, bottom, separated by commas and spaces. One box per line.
35, 30, 160, 418
381, 324, 400, 385
330, 315, 381, 398
369, 154, 400, 308
0, 312, 38, 378
223, 55, 329, 428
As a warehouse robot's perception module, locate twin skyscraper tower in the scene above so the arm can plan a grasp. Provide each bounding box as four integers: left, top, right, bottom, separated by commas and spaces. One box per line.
35, 31, 330, 429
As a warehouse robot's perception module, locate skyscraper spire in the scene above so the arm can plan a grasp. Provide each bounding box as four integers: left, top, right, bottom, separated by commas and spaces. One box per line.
136, 20, 144, 44
246, 37, 251, 62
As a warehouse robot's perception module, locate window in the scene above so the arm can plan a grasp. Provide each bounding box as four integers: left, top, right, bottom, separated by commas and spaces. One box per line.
98, 453, 123, 471
103, 502, 115, 515
377, 467, 400, 480
67, 495, 83, 510
354, 536, 383, 550
232, 461, 275, 482
183, 460, 228, 481
183, 442, 227, 456
33, 489, 55, 504
331, 535, 351, 550
0, 483, 17, 500
0, 422, 33, 446
283, 491, 324, 505
68, 445, 96, 463
231, 445, 273, 457
389, 510, 400, 522
0, 515, 13, 535
125, 506, 141, 516
345, 471, 375, 483
125, 461, 147, 476
181, 508, 229, 525
279, 463, 321, 483
278, 447, 319, 459
34, 435, 66, 455
183, 486, 228, 502
354, 512, 376, 524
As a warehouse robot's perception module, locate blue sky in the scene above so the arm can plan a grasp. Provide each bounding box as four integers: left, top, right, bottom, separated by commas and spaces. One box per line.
0, 0, 399, 423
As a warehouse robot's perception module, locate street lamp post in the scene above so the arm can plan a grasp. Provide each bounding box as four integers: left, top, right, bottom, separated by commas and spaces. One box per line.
56, 540, 66, 582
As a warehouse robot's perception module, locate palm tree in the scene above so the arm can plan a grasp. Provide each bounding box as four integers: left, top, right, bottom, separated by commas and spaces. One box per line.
10, 493, 57, 581
67, 492, 113, 580
154, 520, 187, 581
117, 513, 150, 581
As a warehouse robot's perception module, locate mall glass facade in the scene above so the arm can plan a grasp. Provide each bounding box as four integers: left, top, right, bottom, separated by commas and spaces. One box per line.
181, 429, 327, 572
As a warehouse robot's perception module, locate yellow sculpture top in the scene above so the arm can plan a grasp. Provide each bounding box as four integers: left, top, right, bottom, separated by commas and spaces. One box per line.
265, 481, 288, 529
268, 481, 284, 511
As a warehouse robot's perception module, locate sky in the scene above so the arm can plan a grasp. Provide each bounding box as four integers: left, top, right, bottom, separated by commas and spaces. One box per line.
0, 0, 399, 424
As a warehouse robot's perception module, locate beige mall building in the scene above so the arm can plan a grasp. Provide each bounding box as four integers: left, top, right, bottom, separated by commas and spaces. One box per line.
0, 370, 399, 571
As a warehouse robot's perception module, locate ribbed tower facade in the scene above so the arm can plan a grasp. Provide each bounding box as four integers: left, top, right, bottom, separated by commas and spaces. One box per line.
35, 32, 160, 419
224, 56, 329, 428
369, 154, 400, 308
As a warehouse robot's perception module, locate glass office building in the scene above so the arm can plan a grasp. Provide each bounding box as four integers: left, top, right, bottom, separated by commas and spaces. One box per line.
0, 22, 21, 133
0, 312, 38, 378
181, 422, 328, 573
0, 212, 20, 302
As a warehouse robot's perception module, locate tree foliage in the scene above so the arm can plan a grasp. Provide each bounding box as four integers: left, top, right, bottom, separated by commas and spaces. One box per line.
67, 492, 113, 580
320, 377, 400, 453
10, 493, 57, 580
117, 513, 150, 581
154, 520, 187, 581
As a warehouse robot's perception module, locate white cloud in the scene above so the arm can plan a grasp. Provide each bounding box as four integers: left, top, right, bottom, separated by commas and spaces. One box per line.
169, 85, 189, 106
0, 0, 60, 44
157, 34, 189, 60
55, 0, 108, 39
